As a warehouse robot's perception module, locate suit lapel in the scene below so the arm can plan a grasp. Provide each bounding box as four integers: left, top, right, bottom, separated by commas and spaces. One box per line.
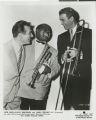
9, 45, 18, 74
66, 31, 73, 47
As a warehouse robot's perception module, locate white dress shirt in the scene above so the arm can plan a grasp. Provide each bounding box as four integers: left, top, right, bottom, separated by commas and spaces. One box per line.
35, 40, 45, 61
69, 24, 77, 40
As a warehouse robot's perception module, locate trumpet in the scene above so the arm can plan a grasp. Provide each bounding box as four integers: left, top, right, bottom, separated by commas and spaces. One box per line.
27, 45, 52, 88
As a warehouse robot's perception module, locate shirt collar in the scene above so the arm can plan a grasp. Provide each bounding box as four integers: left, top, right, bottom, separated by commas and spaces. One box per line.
12, 39, 21, 53
35, 39, 45, 47
70, 24, 77, 36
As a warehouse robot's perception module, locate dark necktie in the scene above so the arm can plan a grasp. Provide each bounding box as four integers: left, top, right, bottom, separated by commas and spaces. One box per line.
17, 47, 23, 72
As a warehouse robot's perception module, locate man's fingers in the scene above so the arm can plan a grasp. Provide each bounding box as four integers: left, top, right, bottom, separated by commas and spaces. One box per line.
70, 47, 77, 50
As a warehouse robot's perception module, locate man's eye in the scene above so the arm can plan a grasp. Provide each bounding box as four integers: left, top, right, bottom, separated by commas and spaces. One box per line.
60, 19, 64, 22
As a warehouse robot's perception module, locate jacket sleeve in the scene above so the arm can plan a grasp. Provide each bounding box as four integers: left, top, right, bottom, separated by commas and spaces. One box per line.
57, 35, 62, 65
49, 49, 60, 80
57, 35, 66, 66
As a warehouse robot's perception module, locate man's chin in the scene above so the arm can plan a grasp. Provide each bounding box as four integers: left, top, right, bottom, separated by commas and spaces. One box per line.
64, 27, 68, 30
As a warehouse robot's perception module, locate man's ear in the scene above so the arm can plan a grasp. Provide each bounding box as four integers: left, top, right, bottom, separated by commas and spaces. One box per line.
18, 33, 22, 39
70, 16, 74, 22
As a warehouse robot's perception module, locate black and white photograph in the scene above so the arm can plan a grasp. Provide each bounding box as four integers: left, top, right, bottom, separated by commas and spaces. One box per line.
0, 0, 96, 120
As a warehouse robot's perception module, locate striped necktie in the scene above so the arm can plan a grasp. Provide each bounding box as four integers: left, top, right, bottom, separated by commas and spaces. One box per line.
17, 47, 23, 71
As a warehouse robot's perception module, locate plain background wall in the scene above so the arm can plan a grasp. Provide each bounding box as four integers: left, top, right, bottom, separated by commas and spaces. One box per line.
0, 1, 96, 111
0, 2, 94, 46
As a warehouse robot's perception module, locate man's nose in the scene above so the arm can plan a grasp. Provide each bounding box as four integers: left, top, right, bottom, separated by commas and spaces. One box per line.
31, 33, 33, 37
61, 21, 64, 25
31, 32, 35, 39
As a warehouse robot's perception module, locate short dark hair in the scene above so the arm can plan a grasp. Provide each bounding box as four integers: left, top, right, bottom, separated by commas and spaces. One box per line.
36, 24, 52, 42
59, 7, 80, 23
12, 20, 34, 38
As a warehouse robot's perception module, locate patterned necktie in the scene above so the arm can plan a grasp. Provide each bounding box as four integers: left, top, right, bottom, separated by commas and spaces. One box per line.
70, 29, 73, 41
17, 47, 23, 71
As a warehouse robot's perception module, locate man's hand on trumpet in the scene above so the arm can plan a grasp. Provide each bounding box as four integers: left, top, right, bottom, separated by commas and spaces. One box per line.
38, 62, 51, 75
61, 47, 78, 63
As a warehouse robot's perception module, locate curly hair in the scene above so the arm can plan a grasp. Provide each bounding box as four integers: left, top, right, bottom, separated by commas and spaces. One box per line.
36, 24, 53, 42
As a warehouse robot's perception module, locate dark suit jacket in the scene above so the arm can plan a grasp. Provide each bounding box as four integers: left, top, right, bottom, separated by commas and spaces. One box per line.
57, 26, 92, 105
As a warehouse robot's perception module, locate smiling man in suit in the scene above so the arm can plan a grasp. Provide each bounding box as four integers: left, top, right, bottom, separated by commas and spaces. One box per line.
57, 7, 92, 110
3, 20, 35, 110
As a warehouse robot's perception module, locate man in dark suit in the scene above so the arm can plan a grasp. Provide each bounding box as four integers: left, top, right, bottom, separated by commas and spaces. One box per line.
57, 7, 92, 110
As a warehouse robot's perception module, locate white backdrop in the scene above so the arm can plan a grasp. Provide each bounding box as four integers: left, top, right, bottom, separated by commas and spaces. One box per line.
0, 1, 96, 112
0, 2, 94, 46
